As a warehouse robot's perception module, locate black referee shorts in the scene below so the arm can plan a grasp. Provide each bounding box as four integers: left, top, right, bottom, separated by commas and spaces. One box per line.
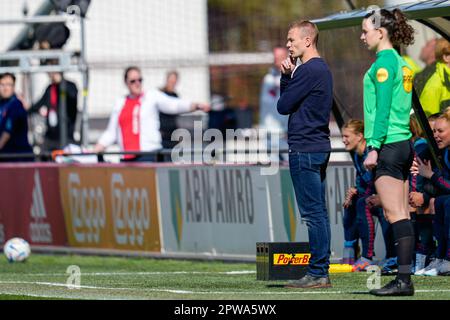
374, 140, 414, 181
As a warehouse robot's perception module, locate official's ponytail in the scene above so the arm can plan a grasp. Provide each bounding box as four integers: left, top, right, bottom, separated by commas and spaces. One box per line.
391, 9, 414, 47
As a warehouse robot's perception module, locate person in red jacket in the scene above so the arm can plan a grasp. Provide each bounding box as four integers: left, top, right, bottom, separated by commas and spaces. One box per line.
95, 66, 209, 161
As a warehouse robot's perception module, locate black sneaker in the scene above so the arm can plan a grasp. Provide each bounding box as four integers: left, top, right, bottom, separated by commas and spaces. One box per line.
285, 274, 332, 289
369, 279, 414, 296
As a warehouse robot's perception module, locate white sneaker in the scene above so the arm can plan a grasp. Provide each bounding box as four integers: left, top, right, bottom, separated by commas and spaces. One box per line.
423, 259, 444, 276
436, 259, 450, 276
415, 258, 442, 276
424, 267, 439, 276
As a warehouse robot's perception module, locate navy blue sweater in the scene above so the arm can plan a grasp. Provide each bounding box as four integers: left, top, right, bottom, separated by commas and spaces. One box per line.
277, 57, 333, 152
0, 95, 32, 154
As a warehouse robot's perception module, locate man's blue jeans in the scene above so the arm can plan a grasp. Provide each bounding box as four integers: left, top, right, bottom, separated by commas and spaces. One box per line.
289, 151, 331, 278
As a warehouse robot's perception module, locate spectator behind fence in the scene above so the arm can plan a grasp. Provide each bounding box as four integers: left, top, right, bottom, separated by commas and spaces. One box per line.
414, 38, 437, 96
0, 73, 33, 161
28, 71, 79, 151
94, 66, 209, 162
208, 94, 236, 137
419, 38, 450, 117
159, 70, 180, 150
260, 46, 289, 160
235, 99, 253, 129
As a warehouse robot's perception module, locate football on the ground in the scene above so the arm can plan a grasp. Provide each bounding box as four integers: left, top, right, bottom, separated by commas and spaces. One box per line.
3, 238, 31, 262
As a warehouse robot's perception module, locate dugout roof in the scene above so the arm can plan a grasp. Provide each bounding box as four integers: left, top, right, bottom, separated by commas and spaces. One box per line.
308, 0, 450, 130
312, 0, 450, 40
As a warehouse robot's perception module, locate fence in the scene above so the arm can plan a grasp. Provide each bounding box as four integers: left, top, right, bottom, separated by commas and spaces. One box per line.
0, 161, 387, 262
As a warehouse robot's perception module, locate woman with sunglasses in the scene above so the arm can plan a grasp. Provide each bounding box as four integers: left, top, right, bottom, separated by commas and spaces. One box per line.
95, 66, 209, 161
360, 8, 415, 296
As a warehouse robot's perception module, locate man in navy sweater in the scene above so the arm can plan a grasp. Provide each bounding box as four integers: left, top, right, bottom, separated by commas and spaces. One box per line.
277, 20, 333, 289
0, 73, 33, 162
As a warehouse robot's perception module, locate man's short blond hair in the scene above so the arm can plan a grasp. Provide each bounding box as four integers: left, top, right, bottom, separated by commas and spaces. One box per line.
288, 20, 319, 46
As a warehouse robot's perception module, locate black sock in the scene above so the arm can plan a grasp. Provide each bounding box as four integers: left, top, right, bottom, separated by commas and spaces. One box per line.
392, 219, 415, 283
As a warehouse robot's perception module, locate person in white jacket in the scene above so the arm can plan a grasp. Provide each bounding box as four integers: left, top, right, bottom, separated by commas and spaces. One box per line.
94, 66, 209, 161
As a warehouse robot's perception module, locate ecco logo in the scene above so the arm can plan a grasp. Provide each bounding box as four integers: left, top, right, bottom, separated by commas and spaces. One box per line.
111, 173, 150, 246
68, 173, 106, 244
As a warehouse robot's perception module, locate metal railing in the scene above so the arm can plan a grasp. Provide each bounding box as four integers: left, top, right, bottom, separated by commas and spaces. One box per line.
0, 148, 349, 163
0, 11, 89, 149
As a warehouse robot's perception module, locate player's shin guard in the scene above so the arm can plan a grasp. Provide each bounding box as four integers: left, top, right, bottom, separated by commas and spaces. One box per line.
392, 219, 415, 283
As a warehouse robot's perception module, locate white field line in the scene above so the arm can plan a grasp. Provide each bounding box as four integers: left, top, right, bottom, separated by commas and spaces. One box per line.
0, 281, 449, 296
0, 291, 76, 300
0, 289, 129, 300
0, 281, 196, 294
0, 281, 349, 295
8, 270, 256, 277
